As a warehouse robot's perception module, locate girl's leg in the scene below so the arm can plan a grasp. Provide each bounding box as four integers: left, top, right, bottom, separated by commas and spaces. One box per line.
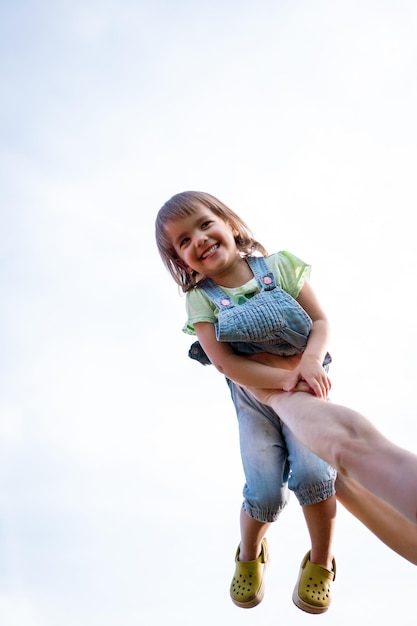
283, 419, 337, 571
292, 496, 337, 614
302, 496, 337, 571
335, 474, 417, 565
248, 389, 417, 525
239, 509, 270, 561
226, 379, 290, 608
283, 419, 337, 613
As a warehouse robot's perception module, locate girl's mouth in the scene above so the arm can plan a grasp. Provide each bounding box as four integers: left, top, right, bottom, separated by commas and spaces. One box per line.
201, 244, 219, 259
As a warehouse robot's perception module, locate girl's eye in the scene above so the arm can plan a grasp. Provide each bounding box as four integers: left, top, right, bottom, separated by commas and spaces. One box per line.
201, 220, 212, 229
179, 237, 190, 248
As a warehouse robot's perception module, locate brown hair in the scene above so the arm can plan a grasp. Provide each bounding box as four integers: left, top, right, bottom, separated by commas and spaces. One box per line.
155, 190, 268, 292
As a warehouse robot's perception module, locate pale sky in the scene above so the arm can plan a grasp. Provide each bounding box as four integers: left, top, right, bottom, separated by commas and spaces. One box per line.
1, 1, 417, 625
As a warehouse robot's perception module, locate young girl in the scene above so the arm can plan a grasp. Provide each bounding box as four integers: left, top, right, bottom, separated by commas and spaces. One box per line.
155, 191, 417, 611
156, 190, 340, 614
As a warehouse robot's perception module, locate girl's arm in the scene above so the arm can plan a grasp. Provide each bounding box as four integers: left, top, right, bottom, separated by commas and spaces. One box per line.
296, 280, 331, 366
194, 321, 299, 390
278, 280, 332, 398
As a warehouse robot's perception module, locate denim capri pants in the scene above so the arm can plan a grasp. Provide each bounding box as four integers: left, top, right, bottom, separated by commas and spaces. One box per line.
226, 379, 337, 523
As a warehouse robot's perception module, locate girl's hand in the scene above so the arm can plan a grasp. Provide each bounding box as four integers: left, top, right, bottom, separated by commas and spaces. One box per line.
284, 356, 331, 399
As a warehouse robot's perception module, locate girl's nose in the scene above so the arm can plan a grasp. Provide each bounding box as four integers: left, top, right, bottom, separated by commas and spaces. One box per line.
196, 234, 208, 246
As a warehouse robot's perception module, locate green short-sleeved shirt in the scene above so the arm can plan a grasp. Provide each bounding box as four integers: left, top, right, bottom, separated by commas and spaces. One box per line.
183, 250, 311, 336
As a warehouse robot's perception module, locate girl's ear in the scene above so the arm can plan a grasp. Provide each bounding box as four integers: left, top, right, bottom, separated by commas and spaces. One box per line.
175, 258, 193, 274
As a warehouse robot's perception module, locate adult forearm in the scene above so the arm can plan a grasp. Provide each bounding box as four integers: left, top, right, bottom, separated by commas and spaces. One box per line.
336, 475, 417, 565
247, 388, 417, 525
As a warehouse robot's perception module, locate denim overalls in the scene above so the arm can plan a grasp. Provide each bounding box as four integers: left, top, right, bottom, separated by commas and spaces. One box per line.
189, 255, 331, 366
190, 255, 336, 521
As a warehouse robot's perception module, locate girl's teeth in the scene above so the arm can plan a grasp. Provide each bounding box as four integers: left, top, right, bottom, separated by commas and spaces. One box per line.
202, 245, 217, 258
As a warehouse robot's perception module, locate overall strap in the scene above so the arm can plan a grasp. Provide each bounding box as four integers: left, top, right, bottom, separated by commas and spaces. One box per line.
196, 256, 278, 310
196, 277, 231, 309
245, 256, 278, 290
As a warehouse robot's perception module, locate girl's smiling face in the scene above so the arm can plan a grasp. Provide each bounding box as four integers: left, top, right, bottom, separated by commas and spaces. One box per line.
166, 203, 240, 280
